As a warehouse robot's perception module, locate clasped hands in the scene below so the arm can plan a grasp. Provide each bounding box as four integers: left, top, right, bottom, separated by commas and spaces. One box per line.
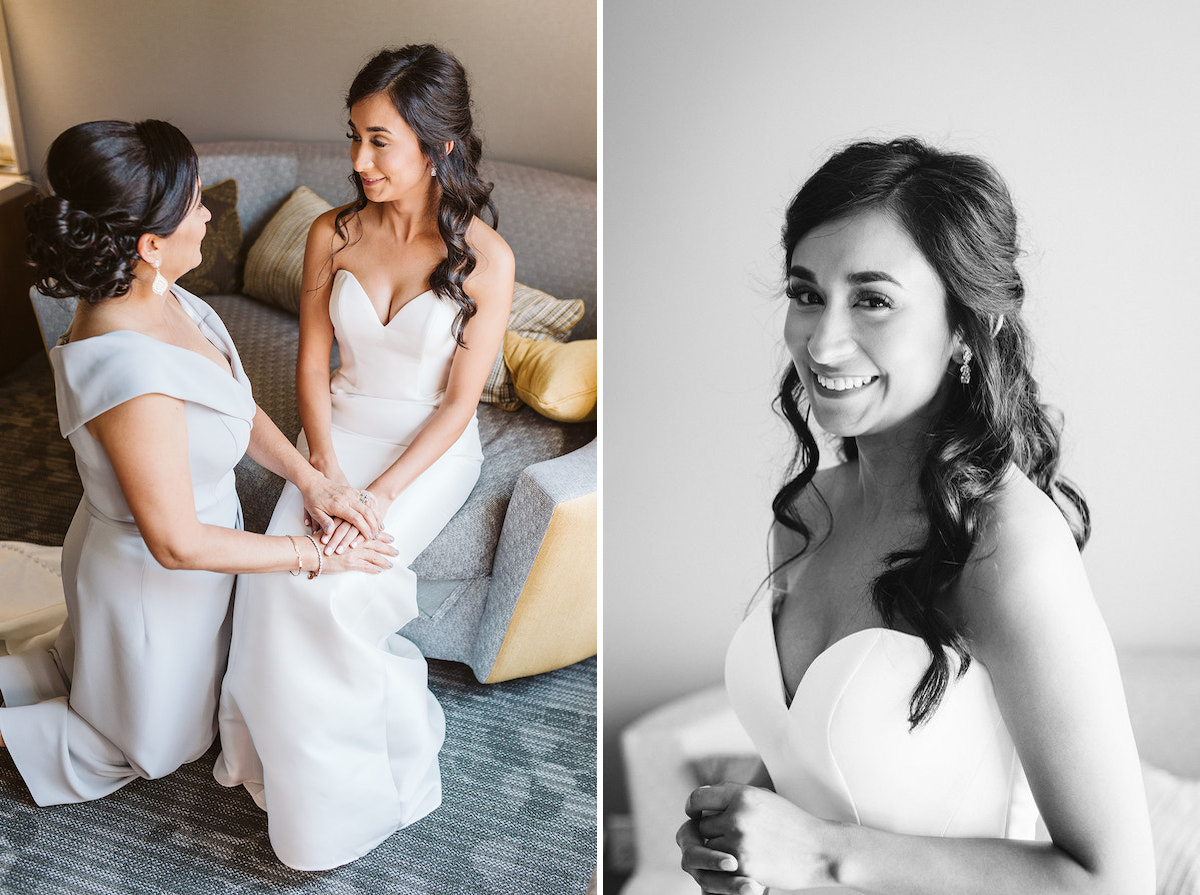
299, 466, 393, 557
677, 783, 836, 895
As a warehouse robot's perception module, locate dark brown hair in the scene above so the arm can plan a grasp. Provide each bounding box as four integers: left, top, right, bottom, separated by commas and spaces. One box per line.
25, 119, 198, 304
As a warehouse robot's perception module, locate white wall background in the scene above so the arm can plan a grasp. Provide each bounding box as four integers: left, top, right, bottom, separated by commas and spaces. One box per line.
2, 0, 596, 179
604, 0, 1200, 814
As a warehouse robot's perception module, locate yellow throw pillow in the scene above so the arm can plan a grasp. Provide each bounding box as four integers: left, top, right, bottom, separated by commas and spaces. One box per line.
242, 186, 333, 314
481, 283, 585, 410
503, 332, 597, 422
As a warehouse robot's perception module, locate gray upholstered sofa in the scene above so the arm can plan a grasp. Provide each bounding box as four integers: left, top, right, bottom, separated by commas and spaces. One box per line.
31, 140, 597, 685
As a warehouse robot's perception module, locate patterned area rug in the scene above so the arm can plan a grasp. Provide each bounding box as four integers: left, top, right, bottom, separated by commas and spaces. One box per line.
0, 353, 81, 546
0, 355, 597, 893
0, 657, 597, 895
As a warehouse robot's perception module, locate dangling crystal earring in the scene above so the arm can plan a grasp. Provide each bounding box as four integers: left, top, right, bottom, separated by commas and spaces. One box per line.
959, 345, 973, 385
430, 167, 437, 178
151, 259, 169, 296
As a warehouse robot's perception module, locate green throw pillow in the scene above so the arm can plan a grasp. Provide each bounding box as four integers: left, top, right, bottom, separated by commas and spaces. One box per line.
243, 186, 333, 314
177, 178, 242, 295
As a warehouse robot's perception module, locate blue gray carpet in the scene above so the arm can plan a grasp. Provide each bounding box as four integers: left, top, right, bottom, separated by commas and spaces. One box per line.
0, 656, 597, 894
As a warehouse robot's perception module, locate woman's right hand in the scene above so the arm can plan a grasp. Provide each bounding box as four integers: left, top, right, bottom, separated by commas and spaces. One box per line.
309, 531, 398, 575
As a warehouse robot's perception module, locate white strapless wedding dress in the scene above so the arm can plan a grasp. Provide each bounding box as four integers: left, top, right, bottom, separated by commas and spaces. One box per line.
213, 270, 483, 870
725, 596, 1039, 894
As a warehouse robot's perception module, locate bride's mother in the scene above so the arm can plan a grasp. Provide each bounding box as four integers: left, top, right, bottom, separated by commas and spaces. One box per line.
0, 119, 394, 806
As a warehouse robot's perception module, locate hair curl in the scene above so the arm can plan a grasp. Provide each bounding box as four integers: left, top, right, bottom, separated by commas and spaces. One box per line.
25, 119, 199, 304
775, 137, 1089, 727
335, 44, 496, 346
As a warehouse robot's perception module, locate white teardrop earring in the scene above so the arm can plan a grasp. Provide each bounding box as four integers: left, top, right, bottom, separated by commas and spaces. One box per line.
151, 258, 168, 295
430, 167, 437, 178
959, 345, 973, 385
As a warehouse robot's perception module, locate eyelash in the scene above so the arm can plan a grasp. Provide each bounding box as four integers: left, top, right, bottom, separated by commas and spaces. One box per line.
346, 132, 386, 148
786, 286, 822, 306
785, 287, 894, 310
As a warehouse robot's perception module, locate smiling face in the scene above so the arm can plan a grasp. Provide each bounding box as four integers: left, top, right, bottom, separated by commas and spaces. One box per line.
348, 91, 434, 203
784, 207, 961, 443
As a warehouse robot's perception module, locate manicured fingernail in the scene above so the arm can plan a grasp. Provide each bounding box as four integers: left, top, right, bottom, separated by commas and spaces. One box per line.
719, 857, 737, 871
336, 546, 345, 554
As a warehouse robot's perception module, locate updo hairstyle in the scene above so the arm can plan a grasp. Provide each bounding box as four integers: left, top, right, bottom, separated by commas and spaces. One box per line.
25, 119, 199, 304
336, 44, 497, 346
774, 137, 1089, 726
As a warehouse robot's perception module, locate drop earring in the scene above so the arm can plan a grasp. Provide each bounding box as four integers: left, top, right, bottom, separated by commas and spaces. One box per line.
151, 259, 169, 296
430, 167, 437, 178
959, 346, 973, 385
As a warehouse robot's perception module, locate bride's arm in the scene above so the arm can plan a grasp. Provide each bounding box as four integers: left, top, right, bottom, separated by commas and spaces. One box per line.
87, 393, 395, 575
683, 485, 1155, 895
320, 219, 514, 556
296, 209, 346, 484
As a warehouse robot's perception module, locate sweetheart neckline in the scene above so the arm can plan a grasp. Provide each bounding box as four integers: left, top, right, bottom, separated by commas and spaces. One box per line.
763, 598, 931, 711
336, 269, 435, 328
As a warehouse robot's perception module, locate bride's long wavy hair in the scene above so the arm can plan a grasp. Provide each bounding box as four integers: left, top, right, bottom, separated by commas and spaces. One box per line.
775, 137, 1090, 727
335, 44, 497, 346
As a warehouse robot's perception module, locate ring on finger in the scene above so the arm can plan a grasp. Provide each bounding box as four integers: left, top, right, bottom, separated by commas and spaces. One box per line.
359, 490, 373, 505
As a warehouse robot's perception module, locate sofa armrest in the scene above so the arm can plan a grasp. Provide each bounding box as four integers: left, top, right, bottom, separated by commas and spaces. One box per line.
29, 288, 77, 355
471, 439, 596, 682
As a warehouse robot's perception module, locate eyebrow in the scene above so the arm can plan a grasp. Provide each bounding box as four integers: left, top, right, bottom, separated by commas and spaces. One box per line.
788, 265, 902, 287
346, 120, 393, 135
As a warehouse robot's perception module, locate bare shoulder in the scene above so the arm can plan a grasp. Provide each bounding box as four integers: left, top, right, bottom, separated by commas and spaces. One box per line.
465, 215, 515, 282
957, 468, 1092, 660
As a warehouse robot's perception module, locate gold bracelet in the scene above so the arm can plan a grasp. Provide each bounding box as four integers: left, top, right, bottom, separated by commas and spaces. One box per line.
302, 534, 323, 579
286, 535, 302, 576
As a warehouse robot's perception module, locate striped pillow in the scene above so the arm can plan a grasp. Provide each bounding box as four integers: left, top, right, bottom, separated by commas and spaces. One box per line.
1143, 761, 1200, 895
243, 186, 332, 314
482, 282, 585, 410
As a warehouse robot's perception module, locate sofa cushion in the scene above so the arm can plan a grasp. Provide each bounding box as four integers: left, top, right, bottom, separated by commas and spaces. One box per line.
243, 186, 333, 314
177, 178, 242, 295
482, 283, 584, 410
504, 333, 597, 422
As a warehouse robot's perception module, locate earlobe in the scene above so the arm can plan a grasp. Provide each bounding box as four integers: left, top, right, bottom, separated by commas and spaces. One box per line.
136, 233, 159, 266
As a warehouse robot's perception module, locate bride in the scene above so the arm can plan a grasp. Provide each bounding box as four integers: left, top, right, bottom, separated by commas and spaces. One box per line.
212, 45, 514, 871
676, 139, 1154, 894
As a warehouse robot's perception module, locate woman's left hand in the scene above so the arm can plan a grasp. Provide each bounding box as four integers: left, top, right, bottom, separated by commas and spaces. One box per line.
300, 478, 384, 541
685, 783, 837, 892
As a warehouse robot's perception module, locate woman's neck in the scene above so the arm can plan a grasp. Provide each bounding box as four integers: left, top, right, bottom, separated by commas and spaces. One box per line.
74, 273, 176, 335
373, 184, 441, 244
